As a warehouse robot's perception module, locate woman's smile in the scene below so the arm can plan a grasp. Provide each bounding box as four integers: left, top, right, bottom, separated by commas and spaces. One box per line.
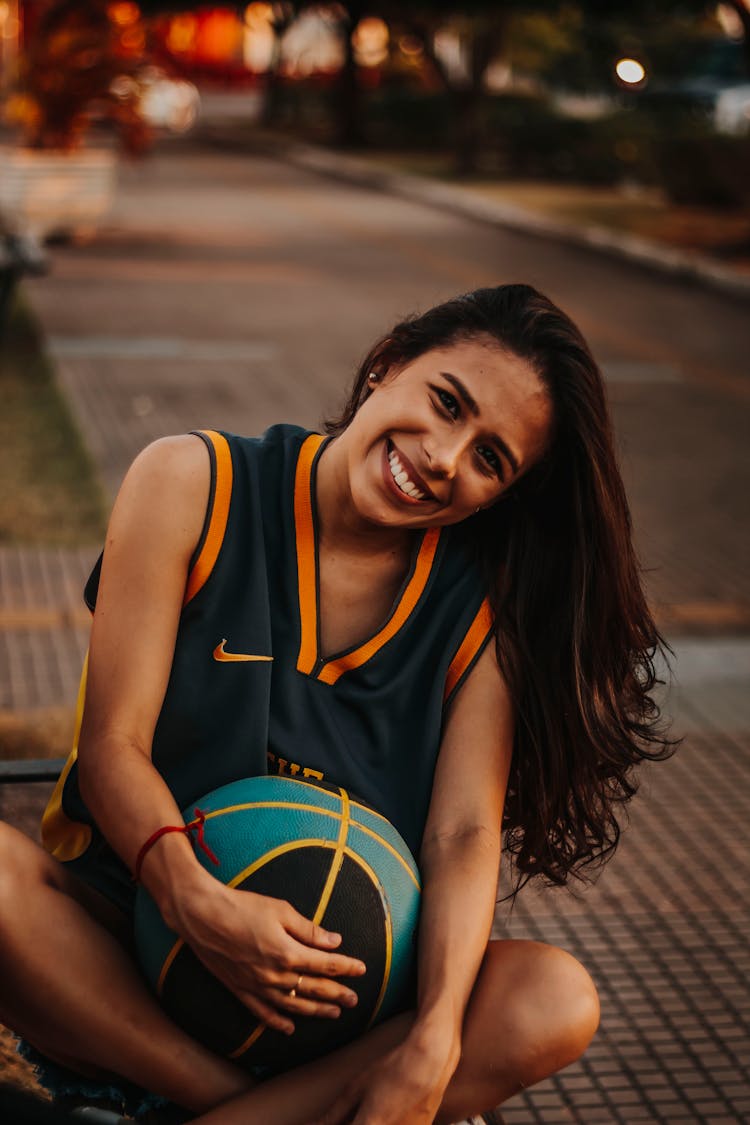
382, 439, 436, 505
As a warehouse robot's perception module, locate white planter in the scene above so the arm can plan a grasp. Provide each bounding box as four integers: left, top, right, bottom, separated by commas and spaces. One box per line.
0, 147, 117, 240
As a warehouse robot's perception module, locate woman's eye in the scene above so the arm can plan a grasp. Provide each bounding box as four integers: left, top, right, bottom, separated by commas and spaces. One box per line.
435, 388, 459, 418
477, 445, 503, 478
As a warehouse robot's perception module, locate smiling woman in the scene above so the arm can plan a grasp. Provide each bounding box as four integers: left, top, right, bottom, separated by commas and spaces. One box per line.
0, 284, 672, 1125
324, 341, 550, 528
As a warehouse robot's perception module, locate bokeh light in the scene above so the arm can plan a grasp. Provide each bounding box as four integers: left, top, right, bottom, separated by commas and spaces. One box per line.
352, 17, 388, 68
107, 2, 140, 27
615, 57, 646, 86
166, 14, 197, 55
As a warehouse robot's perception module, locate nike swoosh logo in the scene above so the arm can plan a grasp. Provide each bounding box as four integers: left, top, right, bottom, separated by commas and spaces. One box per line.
213, 639, 273, 663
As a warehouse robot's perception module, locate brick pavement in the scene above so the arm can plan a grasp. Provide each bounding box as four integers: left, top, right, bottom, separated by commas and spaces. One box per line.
1, 144, 748, 1123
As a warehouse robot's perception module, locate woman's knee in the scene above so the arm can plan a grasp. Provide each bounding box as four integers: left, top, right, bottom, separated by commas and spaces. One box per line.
0, 822, 83, 930
440, 940, 599, 1120
0, 821, 48, 906
0, 822, 128, 949
495, 940, 600, 1084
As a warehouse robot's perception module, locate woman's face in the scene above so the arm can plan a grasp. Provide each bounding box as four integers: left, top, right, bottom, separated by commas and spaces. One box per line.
341, 337, 553, 529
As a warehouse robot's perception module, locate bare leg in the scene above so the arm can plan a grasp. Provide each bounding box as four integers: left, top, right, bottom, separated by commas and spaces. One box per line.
192, 938, 600, 1124
436, 939, 600, 1122
0, 823, 251, 1113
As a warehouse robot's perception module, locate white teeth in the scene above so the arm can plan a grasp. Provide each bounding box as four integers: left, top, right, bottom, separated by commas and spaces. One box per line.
387, 447, 426, 500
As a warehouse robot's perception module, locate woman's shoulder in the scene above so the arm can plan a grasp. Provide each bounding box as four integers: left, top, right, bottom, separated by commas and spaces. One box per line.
193, 423, 319, 489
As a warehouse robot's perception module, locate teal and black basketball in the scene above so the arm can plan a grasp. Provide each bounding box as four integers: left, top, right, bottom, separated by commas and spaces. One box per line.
134, 775, 421, 1074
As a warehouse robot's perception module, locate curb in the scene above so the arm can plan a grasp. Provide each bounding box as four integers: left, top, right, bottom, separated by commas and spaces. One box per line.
247, 135, 750, 304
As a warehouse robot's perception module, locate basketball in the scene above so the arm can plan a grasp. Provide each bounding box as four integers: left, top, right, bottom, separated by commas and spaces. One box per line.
134, 775, 421, 1074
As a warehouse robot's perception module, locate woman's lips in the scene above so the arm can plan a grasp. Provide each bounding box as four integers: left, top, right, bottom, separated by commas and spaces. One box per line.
382, 439, 437, 504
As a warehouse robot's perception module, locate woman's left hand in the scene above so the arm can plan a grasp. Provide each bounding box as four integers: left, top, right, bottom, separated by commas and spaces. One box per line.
306, 1034, 458, 1125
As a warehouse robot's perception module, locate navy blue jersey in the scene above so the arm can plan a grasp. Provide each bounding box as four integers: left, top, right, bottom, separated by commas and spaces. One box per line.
42, 426, 493, 912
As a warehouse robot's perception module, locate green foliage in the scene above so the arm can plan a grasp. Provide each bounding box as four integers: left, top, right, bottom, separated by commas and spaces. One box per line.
654, 132, 750, 206
365, 88, 454, 149
354, 84, 749, 206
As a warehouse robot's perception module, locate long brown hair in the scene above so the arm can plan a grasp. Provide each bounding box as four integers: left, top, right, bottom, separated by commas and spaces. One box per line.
325, 284, 675, 897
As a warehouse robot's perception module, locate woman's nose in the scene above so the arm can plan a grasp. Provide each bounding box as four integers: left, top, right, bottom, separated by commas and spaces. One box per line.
424, 437, 464, 478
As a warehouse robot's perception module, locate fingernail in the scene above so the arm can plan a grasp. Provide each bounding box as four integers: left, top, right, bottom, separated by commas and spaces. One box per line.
285, 1025, 295, 1036
327, 932, 341, 944
326, 1006, 341, 1018
356, 962, 366, 973
343, 993, 358, 1007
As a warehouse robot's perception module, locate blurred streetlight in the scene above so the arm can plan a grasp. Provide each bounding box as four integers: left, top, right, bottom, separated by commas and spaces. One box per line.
615, 57, 647, 89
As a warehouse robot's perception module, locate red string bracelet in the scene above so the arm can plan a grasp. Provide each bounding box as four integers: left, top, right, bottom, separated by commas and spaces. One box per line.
133, 808, 220, 883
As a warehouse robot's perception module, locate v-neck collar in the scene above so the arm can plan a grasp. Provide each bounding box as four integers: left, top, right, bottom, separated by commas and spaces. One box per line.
293, 433, 441, 685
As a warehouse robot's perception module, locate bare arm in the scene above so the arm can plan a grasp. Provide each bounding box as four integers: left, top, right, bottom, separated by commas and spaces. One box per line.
411, 637, 512, 1061
76, 435, 365, 1032
307, 637, 513, 1124
77, 434, 210, 907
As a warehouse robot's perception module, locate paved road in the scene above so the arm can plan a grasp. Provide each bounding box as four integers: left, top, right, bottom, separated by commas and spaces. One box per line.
2, 143, 748, 1124
28, 143, 750, 620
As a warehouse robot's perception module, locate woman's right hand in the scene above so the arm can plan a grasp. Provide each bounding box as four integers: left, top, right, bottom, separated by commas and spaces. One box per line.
170, 876, 366, 1035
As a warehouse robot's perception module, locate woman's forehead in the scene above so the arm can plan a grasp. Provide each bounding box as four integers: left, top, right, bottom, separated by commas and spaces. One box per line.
404, 341, 552, 469
406, 340, 544, 403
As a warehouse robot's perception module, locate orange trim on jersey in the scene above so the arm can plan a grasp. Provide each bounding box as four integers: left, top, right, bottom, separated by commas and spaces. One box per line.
294, 433, 327, 675
443, 599, 494, 702
318, 528, 442, 685
184, 430, 233, 605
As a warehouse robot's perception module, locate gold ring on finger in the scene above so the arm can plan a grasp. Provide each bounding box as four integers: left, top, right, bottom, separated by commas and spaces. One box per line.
288, 974, 303, 999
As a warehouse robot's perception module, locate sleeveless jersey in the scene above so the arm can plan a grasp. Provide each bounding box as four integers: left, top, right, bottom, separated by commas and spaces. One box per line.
41, 425, 493, 912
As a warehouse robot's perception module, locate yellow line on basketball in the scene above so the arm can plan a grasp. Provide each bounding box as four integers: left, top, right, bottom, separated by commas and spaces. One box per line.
201, 800, 421, 890
312, 788, 350, 925
343, 848, 392, 1028
203, 800, 338, 820
156, 937, 184, 996
228, 1023, 265, 1059
349, 822, 420, 891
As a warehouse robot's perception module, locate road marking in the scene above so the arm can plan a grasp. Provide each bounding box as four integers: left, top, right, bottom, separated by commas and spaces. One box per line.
48, 337, 279, 361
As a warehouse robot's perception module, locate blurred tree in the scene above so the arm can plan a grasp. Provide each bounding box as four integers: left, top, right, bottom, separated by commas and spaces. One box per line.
509, 2, 733, 93
376, 0, 732, 172
5, 0, 151, 152
258, 2, 299, 129
321, 0, 368, 147
139, 0, 746, 166
393, 1, 513, 174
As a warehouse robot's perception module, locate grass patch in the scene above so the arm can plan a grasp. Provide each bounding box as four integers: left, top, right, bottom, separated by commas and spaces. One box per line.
0, 291, 107, 545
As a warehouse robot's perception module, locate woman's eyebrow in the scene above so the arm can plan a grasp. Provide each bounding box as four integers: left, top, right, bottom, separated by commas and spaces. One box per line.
439, 371, 520, 475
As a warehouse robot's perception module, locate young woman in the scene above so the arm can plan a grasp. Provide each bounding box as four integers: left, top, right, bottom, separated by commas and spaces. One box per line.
0, 285, 671, 1124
